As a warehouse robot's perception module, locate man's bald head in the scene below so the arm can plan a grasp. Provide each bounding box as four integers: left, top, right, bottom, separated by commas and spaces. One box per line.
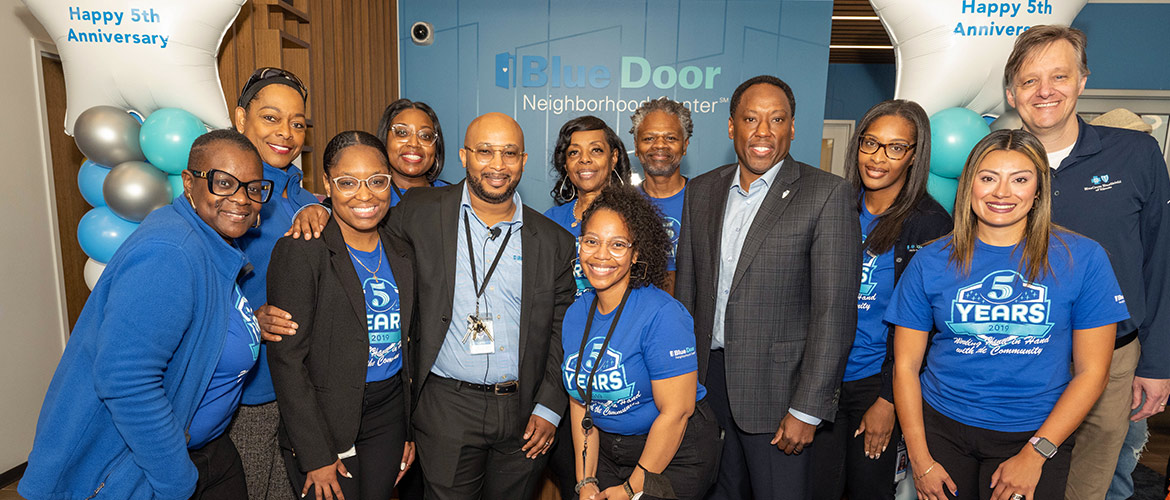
465, 112, 525, 151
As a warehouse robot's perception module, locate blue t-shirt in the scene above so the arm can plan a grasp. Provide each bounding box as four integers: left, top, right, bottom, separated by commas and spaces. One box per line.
543, 202, 592, 295
885, 233, 1129, 431
561, 286, 705, 436
187, 285, 261, 449
641, 186, 685, 272
347, 242, 403, 382
845, 204, 896, 382
390, 178, 451, 207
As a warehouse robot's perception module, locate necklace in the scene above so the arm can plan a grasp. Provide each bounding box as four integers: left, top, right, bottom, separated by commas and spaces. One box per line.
347, 240, 384, 282
570, 198, 580, 228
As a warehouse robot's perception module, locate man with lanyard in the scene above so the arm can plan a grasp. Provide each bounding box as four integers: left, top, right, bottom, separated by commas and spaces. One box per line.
386, 112, 576, 500
1003, 25, 1170, 500
630, 97, 692, 296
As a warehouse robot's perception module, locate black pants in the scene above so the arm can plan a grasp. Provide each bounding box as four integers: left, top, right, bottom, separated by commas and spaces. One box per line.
281, 375, 408, 500
547, 419, 579, 500
595, 399, 722, 500
810, 373, 899, 500
704, 349, 810, 500
413, 376, 548, 500
923, 403, 1073, 500
189, 430, 248, 500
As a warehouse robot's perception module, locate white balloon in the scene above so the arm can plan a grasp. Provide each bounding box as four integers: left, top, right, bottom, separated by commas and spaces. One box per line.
990, 109, 1024, 131
871, 0, 1086, 116
22, 0, 246, 135
84, 258, 106, 290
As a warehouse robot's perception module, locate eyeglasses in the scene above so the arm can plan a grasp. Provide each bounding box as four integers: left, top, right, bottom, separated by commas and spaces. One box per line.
237, 67, 308, 107
579, 235, 633, 257
463, 143, 523, 166
331, 173, 392, 195
389, 124, 439, 146
188, 169, 274, 203
859, 137, 915, 161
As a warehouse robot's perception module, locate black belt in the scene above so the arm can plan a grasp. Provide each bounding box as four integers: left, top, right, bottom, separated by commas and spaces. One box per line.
434, 375, 518, 395
1115, 330, 1138, 350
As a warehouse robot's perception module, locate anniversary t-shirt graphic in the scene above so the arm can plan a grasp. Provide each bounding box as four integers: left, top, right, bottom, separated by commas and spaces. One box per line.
946, 270, 1054, 351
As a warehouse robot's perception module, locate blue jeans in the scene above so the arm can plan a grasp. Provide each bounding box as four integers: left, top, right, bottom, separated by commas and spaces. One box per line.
1105, 418, 1149, 500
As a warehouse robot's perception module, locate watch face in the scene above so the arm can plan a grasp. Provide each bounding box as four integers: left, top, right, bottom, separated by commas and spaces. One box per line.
1034, 437, 1058, 458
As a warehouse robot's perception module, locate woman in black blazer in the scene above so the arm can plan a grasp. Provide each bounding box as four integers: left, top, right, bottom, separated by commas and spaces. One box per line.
267, 130, 415, 500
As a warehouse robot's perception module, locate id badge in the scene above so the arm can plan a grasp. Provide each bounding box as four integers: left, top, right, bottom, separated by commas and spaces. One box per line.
894, 438, 908, 482
466, 313, 495, 355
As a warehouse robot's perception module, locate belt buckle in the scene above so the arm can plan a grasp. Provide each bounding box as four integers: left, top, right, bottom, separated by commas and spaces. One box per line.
495, 380, 517, 395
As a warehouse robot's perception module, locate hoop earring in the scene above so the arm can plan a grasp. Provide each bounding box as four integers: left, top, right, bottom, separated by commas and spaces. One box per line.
556, 176, 578, 202
185, 192, 196, 210
611, 169, 626, 187
252, 213, 262, 229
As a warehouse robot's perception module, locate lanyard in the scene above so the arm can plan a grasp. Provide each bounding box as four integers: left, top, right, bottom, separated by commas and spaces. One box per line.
573, 287, 632, 484
463, 211, 514, 311
573, 287, 633, 431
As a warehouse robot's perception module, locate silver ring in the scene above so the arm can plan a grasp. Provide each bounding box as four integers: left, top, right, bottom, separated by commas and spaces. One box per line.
1011, 494, 1025, 500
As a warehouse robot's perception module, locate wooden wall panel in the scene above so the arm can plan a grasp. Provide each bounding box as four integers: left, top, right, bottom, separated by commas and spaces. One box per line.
218, 0, 399, 194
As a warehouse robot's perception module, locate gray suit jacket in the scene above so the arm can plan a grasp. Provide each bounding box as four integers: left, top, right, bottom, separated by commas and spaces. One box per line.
675, 156, 860, 433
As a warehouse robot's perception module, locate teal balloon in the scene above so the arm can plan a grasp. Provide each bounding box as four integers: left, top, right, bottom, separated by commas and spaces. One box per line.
77, 159, 111, 207
140, 108, 207, 174
927, 174, 960, 215
929, 107, 991, 179
167, 174, 185, 200
77, 206, 140, 263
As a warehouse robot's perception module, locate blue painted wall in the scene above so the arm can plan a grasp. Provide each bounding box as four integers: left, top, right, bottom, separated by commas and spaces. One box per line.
399, 0, 834, 212
823, 3, 1170, 123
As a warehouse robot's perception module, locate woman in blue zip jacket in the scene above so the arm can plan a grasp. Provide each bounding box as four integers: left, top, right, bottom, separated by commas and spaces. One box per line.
20, 130, 272, 500
810, 100, 952, 500
228, 67, 321, 500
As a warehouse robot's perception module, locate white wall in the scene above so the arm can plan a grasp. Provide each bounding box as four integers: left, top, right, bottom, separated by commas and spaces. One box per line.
0, 0, 70, 473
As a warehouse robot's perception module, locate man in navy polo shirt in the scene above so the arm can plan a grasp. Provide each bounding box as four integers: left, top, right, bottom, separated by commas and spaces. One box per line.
630, 97, 691, 296
1003, 25, 1170, 500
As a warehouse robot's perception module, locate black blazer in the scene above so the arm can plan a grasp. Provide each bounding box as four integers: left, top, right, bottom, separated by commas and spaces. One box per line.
385, 181, 575, 434
675, 156, 861, 431
266, 218, 415, 472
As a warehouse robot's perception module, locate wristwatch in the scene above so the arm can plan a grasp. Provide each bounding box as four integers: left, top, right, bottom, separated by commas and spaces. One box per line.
1029, 436, 1057, 459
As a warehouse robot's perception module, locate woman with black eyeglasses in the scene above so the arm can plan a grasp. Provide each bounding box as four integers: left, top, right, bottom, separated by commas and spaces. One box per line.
267, 131, 414, 500
225, 66, 322, 500
20, 130, 271, 500
809, 100, 952, 500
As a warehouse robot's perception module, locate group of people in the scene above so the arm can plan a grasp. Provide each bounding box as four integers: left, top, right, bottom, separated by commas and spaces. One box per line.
18, 24, 1170, 500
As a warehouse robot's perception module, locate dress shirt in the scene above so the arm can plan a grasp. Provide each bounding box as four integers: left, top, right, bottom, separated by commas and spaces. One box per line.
712, 160, 821, 426
431, 184, 559, 425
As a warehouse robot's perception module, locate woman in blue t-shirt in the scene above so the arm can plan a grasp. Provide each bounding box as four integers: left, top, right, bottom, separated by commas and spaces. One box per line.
374, 99, 452, 206
811, 100, 952, 500
886, 130, 1128, 500
267, 131, 415, 500
563, 186, 719, 500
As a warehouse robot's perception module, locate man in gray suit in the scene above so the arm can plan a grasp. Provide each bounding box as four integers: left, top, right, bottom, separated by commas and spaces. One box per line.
675, 75, 860, 500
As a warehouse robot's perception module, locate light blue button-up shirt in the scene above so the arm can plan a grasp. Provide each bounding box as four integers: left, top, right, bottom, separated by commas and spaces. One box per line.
712, 160, 821, 426
431, 184, 559, 425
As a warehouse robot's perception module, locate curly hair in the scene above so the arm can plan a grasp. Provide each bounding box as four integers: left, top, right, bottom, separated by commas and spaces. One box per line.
580, 185, 670, 290
629, 97, 693, 139
550, 115, 632, 205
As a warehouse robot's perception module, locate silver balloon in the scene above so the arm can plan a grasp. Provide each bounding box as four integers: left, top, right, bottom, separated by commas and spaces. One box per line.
990, 110, 1023, 132
74, 106, 147, 167
103, 161, 173, 222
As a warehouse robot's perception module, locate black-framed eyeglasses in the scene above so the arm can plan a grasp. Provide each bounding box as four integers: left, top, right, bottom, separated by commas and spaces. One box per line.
859, 136, 915, 161
389, 124, 439, 146
463, 143, 523, 166
237, 67, 308, 107
188, 168, 274, 203
331, 173, 393, 195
